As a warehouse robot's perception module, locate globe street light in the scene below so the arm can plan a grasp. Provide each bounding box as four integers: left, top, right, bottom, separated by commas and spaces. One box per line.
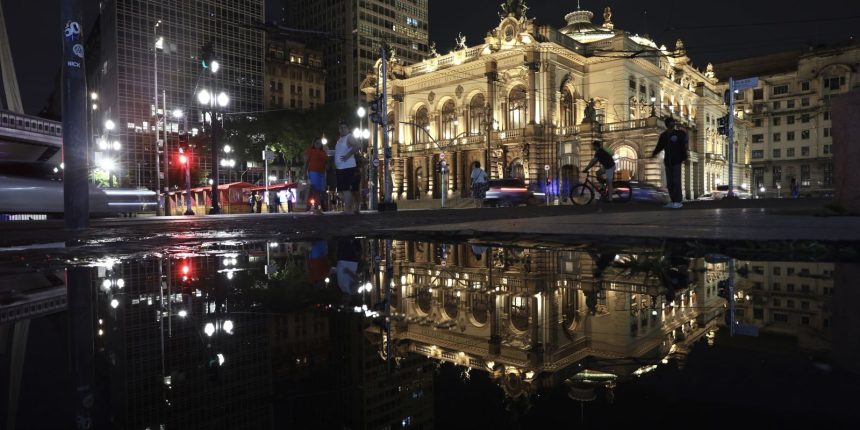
199, 88, 229, 214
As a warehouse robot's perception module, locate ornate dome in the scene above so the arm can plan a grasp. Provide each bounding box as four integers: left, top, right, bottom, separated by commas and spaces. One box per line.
560, 3, 615, 43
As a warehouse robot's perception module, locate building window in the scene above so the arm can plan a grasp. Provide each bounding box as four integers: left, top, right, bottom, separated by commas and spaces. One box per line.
560, 90, 575, 128
773, 313, 788, 323
824, 128, 831, 137
801, 146, 810, 156
787, 99, 796, 109
801, 81, 810, 91
752, 134, 764, 143
772, 101, 781, 110
752, 150, 764, 159
773, 149, 781, 158
773, 266, 781, 275
773, 166, 782, 185
773, 85, 789, 95
824, 111, 830, 121
440, 100, 457, 139
801, 97, 810, 107
786, 148, 794, 157
753, 89, 763, 100
753, 119, 763, 127
801, 114, 810, 123
823, 162, 833, 185
773, 282, 781, 291
801, 316, 810, 325
629, 78, 636, 90
823, 144, 831, 155
801, 164, 810, 186
468, 93, 486, 135
414, 107, 430, 144
507, 86, 527, 130
825, 77, 841, 90
801, 130, 810, 140
735, 91, 745, 101
773, 298, 781, 307
773, 133, 781, 142
786, 115, 795, 124
787, 131, 795, 141
773, 117, 781, 126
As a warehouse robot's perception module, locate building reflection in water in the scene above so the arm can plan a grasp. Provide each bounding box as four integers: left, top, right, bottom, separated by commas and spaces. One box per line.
3, 238, 857, 428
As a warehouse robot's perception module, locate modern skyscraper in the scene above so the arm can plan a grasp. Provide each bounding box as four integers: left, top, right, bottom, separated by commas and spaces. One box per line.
287, 0, 429, 105
91, 0, 265, 190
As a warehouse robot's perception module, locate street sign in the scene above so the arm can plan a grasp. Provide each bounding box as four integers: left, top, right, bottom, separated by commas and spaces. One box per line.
732, 77, 759, 91
372, 158, 380, 167
262, 150, 275, 161
439, 153, 445, 159
544, 164, 550, 171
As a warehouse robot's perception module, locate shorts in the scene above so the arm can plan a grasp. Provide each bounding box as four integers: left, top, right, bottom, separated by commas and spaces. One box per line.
471, 182, 487, 199
604, 166, 615, 188
336, 167, 359, 192
308, 171, 326, 192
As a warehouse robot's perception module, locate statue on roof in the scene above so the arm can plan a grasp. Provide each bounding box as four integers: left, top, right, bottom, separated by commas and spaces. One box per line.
603, 6, 614, 28
429, 42, 440, 58
675, 38, 685, 52
455, 32, 467, 50
705, 63, 715, 79
499, 0, 529, 19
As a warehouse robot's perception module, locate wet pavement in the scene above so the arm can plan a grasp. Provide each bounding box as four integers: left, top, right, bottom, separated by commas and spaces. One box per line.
1, 237, 859, 429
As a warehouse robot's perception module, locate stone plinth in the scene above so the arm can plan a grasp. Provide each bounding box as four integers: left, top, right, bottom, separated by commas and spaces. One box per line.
830, 89, 860, 213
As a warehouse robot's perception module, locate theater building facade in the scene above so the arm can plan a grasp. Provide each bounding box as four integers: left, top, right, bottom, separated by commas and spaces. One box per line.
364, 3, 750, 202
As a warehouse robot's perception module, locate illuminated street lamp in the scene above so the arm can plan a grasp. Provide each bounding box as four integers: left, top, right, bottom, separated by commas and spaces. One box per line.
198, 89, 229, 214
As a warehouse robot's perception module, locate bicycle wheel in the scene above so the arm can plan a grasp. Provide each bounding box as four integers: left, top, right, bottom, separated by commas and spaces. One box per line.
570, 184, 595, 205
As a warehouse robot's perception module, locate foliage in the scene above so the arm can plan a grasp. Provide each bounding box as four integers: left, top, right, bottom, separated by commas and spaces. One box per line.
222, 102, 358, 166
89, 168, 111, 188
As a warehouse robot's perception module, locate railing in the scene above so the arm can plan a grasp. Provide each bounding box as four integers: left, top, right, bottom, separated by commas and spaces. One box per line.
0, 110, 63, 137
555, 125, 580, 136
493, 128, 524, 141
605, 118, 652, 132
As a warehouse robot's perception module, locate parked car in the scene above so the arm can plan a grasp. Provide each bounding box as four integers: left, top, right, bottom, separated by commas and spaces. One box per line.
483, 179, 542, 207
712, 185, 752, 200
697, 192, 715, 201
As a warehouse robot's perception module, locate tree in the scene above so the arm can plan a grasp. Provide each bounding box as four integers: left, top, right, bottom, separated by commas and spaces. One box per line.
222, 102, 358, 166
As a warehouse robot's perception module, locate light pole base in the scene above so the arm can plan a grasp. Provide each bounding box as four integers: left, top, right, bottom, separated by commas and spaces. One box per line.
208, 207, 220, 215
184, 209, 195, 216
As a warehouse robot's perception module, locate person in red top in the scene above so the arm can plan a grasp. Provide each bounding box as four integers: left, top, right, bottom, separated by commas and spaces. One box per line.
303, 138, 329, 214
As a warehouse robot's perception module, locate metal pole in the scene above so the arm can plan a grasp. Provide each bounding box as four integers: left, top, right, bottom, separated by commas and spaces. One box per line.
62, 0, 89, 229
440, 161, 446, 208
163, 90, 171, 215
67, 267, 95, 429
154, 22, 162, 216
370, 122, 379, 210
210, 109, 220, 214
727, 77, 735, 198
381, 47, 393, 207
184, 115, 193, 215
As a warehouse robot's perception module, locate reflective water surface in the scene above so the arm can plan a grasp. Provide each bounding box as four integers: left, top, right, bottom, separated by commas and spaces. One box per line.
1, 239, 859, 429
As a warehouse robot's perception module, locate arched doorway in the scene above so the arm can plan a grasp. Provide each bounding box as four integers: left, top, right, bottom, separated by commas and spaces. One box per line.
510, 159, 525, 179
414, 166, 424, 199
561, 164, 575, 202
612, 145, 638, 181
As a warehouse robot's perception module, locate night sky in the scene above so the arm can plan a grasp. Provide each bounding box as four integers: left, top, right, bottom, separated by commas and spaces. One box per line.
4, 0, 859, 115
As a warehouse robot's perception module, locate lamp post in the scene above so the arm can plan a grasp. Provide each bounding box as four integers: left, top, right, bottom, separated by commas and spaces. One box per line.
97, 119, 121, 188
173, 109, 194, 215
153, 19, 163, 216
198, 89, 229, 214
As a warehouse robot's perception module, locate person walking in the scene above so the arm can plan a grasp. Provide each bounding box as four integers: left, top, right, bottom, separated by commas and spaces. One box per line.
582, 140, 616, 200
470, 161, 488, 208
303, 138, 328, 214
272, 190, 281, 213
335, 121, 363, 214
248, 191, 257, 213
790, 177, 800, 199
255, 192, 263, 214
651, 117, 689, 209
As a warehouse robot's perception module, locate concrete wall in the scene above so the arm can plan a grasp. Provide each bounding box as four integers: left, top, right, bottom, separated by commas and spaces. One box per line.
830, 89, 860, 213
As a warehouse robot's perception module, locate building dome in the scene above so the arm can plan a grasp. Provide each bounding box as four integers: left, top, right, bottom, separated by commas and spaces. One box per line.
560, 3, 615, 43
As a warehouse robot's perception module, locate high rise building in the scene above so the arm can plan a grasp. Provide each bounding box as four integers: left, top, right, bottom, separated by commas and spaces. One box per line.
288, 0, 429, 105
715, 43, 859, 198
264, 38, 326, 111
91, 0, 265, 190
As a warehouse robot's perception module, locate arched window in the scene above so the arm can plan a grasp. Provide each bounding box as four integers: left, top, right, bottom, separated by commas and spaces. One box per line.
510, 159, 525, 179
440, 100, 457, 140
468, 93, 486, 135
414, 106, 429, 144
507, 86, 527, 129
560, 89, 575, 127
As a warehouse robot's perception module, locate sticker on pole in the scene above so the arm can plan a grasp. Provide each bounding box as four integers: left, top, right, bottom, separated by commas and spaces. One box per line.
439, 153, 445, 160
544, 164, 550, 171
372, 158, 380, 167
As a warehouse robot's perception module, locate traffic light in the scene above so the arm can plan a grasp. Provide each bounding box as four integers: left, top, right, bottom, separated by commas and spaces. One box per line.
368, 95, 382, 124
717, 114, 729, 135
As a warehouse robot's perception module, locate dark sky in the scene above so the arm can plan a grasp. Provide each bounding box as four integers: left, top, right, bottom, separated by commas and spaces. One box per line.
5, 0, 860, 115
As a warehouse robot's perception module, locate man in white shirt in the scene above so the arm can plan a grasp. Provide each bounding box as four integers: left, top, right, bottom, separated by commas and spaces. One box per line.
335, 121, 363, 214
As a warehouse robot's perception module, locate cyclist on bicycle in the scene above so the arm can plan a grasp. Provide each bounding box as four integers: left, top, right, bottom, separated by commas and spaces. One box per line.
582, 140, 616, 200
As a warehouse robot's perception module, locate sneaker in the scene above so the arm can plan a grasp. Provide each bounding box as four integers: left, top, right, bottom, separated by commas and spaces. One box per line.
663, 203, 676, 208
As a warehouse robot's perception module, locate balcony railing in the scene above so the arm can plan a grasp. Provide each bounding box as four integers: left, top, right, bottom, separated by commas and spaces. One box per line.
0, 110, 62, 137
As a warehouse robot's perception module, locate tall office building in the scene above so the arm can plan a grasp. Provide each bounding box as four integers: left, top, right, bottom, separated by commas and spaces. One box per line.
91, 0, 265, 190
288, 0, 429, 104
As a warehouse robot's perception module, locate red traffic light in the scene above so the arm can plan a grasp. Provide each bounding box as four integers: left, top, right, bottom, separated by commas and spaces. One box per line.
179, 154, 188, 164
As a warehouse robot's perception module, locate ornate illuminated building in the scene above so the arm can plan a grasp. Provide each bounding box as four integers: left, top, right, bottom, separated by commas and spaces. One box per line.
715, 43, 859, 197
370, 240, 723, 401
364, 1, 750, 202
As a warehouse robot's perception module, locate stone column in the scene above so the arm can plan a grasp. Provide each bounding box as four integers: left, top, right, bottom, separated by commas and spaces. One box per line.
526, 51, 539, 125
485, 61, 498, 175
830, 89, 860, 213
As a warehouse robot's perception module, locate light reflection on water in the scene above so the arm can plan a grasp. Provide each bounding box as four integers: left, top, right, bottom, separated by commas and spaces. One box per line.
1, 238, 858, 428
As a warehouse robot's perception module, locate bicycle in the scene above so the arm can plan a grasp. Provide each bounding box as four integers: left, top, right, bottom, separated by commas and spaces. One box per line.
570, 169, 632, 205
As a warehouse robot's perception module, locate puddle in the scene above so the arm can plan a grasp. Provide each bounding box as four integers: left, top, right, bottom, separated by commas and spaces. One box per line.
1, 238, 859, 428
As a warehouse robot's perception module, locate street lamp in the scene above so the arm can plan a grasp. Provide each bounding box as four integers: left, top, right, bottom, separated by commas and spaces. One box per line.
154, 19, 164, 216
178, 149, 194, 215
650, 96, 657, 117
198, 88, 229, 214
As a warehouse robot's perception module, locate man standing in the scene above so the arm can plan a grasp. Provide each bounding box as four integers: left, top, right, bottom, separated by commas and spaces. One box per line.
651, 117, 689, 209
582, 140, 616, 200
470, 161, 488, 208
303, 138, 329, 214
335, 121, 363, 214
